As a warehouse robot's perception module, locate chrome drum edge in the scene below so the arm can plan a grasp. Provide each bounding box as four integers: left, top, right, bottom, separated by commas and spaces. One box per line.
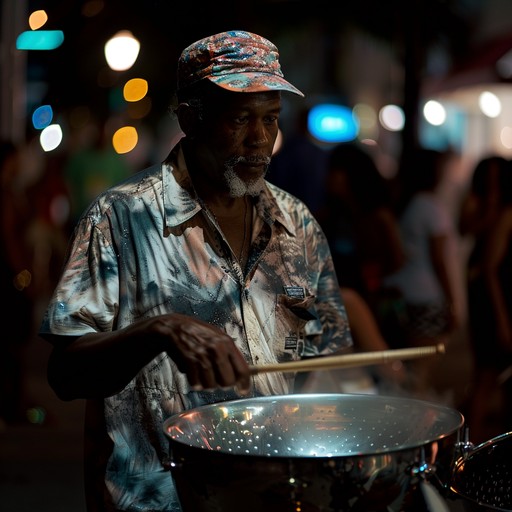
164, 393, 465, 512
450, 431, 512, 511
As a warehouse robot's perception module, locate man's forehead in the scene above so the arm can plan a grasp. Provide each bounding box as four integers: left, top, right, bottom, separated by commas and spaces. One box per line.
213, 89, 282, 110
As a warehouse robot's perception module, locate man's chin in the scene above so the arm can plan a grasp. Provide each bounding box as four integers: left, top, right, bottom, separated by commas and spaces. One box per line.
229, 185, 264, 198
243, 177, 266, 197
225, 168, 266, 198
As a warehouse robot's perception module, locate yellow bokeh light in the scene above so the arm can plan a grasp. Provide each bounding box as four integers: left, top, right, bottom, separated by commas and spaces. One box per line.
112, 126, 138, 154
13, 269, 32, 291
124, 78, 149, 102
29, 10, 48, 30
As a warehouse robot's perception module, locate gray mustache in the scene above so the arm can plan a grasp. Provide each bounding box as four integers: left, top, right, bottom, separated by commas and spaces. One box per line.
228, 155, 271, 166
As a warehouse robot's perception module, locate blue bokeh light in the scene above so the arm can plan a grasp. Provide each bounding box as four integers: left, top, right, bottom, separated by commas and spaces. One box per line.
308, 104, 359, 143
32, 105, 53, 130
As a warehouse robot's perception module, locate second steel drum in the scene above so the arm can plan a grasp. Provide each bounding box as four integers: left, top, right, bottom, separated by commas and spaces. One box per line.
450, 431, 512, 511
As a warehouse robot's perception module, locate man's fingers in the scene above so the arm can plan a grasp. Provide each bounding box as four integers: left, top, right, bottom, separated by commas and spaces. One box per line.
165, 319, 251, 392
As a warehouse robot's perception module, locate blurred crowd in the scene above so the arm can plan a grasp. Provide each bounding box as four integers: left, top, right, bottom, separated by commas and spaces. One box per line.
0, 119, 135, 429
270, 119, 512, 444
2, 113, 512, 445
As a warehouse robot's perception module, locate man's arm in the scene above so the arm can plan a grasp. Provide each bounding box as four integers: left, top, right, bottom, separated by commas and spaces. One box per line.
43, 313, 251, 400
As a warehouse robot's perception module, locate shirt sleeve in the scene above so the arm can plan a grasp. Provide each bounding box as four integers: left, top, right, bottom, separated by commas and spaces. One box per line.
39, 206, 120, 338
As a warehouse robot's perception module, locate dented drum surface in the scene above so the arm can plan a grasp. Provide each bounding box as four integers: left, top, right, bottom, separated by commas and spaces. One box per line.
163, 393, 464, 512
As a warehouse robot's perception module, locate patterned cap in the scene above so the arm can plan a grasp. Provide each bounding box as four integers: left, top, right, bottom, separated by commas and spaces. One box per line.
177, 30, 304, 97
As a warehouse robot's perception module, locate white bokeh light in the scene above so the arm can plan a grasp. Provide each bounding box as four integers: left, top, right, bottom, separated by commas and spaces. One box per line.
423, 100, 447, 126
40, 124, 63, 152
104, 31, 140, 71
479, 91, 502, 118
500, 126, 512, 149
379, 104, 405, 131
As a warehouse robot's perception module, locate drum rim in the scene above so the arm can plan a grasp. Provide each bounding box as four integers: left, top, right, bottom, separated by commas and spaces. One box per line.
164, 393, 465, 457
450, 430, 512, 511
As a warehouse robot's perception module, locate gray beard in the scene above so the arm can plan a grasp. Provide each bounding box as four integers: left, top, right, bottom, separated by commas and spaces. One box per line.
223, 156, 269, 198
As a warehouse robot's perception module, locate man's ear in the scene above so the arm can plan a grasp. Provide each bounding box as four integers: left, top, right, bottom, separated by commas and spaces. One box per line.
176, 103, 200, 137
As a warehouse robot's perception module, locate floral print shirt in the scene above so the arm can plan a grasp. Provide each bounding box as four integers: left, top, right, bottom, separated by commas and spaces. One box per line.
40, 142, 352, 511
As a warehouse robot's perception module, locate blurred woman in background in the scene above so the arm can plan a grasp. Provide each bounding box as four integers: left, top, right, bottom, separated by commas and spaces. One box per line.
383, 148, 461, 400
459, 155, 512, 442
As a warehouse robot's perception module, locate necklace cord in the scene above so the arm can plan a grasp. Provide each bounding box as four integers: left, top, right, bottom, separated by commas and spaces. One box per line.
200, 196, 252, 266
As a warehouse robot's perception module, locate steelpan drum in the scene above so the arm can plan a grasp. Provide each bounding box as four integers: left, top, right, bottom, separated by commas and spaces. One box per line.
163, 393, 464, 512
450, 432, 512, 511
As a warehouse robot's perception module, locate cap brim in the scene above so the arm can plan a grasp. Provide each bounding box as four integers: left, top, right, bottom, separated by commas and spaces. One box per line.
208, 72, 304, 97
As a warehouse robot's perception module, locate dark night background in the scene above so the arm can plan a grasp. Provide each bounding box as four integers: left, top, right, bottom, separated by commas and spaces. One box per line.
2, 1, 512, 511
22, 0, 487, 151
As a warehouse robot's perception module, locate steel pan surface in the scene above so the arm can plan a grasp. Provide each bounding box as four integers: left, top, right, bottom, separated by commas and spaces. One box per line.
165, 393, 462, 456
164, 394, 464, 512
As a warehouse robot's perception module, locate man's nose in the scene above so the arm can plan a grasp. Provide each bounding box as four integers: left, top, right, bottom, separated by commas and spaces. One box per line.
247, 123, 270, 146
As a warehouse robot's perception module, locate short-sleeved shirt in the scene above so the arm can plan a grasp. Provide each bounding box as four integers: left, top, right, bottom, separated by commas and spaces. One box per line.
40, 142, 352, 511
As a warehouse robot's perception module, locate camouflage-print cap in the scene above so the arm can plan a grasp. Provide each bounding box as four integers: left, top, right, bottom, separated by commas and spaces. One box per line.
177, 30, 304, 97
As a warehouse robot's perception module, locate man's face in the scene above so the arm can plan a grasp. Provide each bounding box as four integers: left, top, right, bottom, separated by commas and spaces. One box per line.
195, 90, 282, 197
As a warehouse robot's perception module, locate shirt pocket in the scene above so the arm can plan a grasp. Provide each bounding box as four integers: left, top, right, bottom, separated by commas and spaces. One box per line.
275, 292, 318, 358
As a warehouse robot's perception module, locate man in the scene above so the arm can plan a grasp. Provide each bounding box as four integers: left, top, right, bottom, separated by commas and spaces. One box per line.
40, 30, 352, 512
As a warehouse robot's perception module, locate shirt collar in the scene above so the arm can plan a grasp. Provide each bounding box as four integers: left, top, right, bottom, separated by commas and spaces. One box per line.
162, 141, 296, 236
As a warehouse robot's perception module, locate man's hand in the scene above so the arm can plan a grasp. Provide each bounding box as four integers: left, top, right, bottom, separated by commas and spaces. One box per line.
152, 313, 252, 393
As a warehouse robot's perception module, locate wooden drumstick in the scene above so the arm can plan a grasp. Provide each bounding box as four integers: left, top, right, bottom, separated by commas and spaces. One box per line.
249, 343, 445, 375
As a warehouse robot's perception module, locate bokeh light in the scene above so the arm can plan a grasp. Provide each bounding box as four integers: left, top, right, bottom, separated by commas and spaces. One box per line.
353, 103, 378, 139
479, 91, 501, 118
124, 78, 148, 102
28, 10, 48, 30
16, 30, 64, 50
112, 126, 138, 153
32, 105, 53, 129
26, 406, 47, 425
104, 31, 140, 71
308, 104, 359, 143
423, 100, 447, 126
40, 124, 63, 151
379, 104, 405, 131
500, 126, 512, 148
13, 269, 32, 291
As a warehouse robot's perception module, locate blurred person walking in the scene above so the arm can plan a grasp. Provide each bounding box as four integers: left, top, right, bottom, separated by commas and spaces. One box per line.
308, 143, 412, 395
458, 155, 512, 442
317, 142, 406, 340
383, 148, 461, 401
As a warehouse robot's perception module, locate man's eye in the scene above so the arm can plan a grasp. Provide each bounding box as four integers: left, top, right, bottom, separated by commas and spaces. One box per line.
233, 116, 248, 124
